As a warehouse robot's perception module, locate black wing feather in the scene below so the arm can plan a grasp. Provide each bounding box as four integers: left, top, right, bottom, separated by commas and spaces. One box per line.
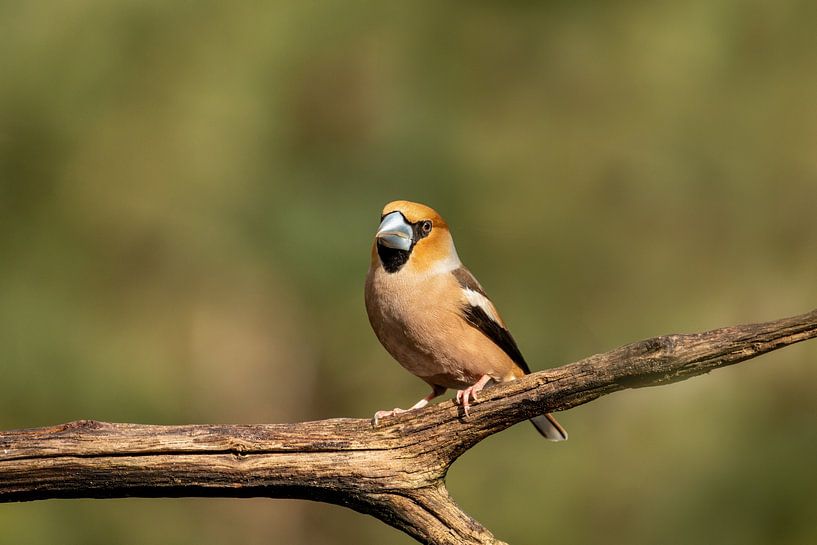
454, 267, 531, 374
462, 305, 531, 374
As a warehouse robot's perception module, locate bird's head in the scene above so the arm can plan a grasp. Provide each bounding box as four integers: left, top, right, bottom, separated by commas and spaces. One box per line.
372, 200, 461, 274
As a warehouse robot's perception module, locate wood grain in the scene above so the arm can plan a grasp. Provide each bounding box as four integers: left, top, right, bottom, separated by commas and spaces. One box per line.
2, 308, 816, 545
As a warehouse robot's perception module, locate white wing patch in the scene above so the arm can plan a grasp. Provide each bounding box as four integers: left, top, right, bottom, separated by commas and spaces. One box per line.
463, 288, 502, 325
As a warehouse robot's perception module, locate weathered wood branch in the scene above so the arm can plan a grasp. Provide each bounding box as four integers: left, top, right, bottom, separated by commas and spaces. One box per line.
2, 308, 816, 544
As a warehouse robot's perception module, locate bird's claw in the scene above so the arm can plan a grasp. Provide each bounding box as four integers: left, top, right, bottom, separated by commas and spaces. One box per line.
455, 376, 493, 417
372, 407, 405, 427
455, 385, 482, 417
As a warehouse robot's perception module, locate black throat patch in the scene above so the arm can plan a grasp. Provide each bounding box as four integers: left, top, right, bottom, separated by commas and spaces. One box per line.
377, 245, 411, 273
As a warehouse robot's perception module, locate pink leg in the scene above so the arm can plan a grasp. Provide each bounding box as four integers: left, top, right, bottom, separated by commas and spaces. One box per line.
455, 375, 493, 416
372, 385, 446, 426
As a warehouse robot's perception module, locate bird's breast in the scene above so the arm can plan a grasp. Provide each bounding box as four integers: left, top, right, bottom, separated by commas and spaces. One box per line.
365, 266, 513, 388
366, 268, 458, 377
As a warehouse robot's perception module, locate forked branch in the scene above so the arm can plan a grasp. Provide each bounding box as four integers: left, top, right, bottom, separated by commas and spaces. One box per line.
2, 308, 816, 545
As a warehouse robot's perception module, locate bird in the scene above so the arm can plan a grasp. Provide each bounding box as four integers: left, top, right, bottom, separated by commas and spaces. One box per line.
364, 200, 567, 441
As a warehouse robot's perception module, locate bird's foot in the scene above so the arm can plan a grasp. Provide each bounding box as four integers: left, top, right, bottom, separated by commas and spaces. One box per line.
455, 388, 478, 416
372, 407, 406, 426
455, 376, 491, 416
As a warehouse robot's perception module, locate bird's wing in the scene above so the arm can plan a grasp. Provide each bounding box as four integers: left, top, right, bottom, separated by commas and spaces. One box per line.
451, 267, 532, 374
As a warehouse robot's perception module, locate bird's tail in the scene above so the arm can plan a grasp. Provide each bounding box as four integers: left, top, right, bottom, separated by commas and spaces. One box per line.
530, 413, 568, 441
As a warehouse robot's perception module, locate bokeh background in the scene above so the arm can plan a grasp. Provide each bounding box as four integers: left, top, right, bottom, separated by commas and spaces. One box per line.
2, 1, 817, 544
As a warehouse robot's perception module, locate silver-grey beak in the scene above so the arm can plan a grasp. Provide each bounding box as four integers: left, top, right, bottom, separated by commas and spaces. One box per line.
375, 211, 413, 251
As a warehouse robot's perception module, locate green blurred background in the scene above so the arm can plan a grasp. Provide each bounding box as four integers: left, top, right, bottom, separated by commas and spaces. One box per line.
2, 1, 816, 544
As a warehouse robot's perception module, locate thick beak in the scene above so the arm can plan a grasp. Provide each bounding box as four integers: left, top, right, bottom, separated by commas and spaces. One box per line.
375, 211, 413, 251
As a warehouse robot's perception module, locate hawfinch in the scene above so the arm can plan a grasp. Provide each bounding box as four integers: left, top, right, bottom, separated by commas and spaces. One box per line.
365, 200, 567, 441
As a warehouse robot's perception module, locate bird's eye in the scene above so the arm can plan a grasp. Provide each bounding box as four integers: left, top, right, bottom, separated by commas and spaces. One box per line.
421, 220, 432, 234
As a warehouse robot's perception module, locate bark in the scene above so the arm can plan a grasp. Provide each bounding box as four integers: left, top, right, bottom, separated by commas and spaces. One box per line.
2, 308, 816, 544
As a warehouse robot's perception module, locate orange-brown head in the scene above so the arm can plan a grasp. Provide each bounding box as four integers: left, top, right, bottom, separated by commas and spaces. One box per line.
371, 200, 461, 274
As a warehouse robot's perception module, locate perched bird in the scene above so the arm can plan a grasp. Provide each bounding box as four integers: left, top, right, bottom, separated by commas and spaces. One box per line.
364, 200, 567, 441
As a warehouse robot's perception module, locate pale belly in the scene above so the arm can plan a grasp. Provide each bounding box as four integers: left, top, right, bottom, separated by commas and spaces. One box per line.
365, 268, 518, 389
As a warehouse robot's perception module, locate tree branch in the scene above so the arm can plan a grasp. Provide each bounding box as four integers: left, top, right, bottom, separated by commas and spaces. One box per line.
2, 308, 816, 544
